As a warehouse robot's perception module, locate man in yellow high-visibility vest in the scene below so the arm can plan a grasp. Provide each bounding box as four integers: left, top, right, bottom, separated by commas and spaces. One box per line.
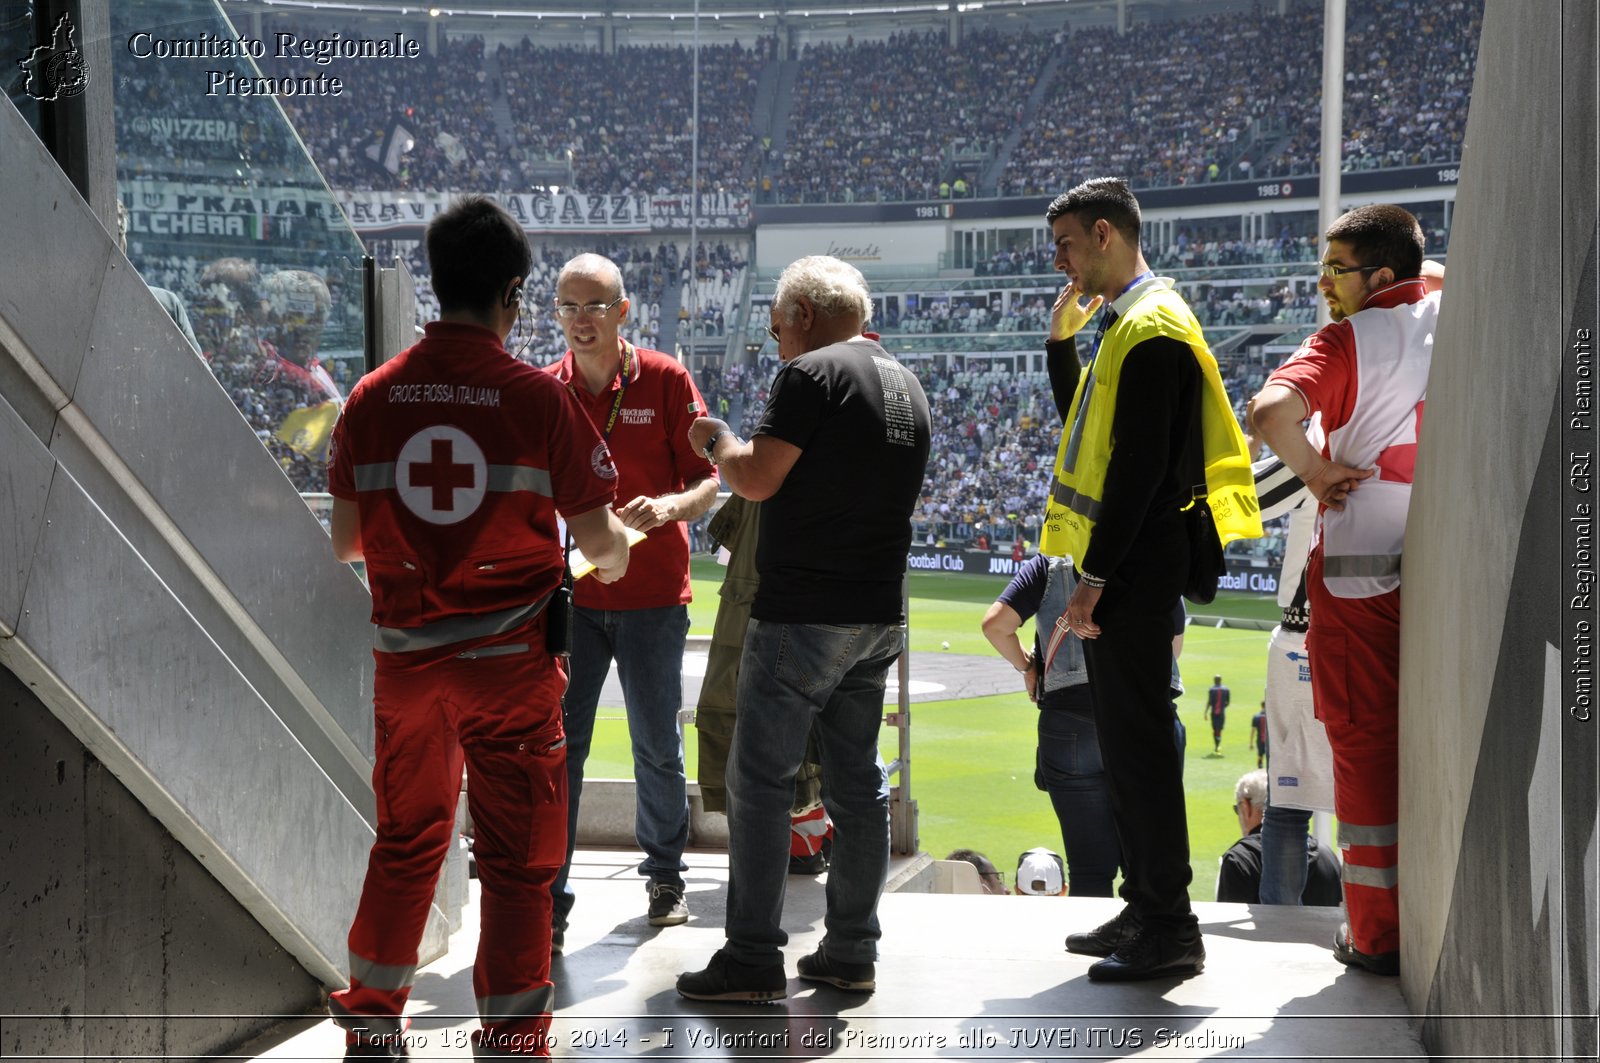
1043, 178, 1256, 982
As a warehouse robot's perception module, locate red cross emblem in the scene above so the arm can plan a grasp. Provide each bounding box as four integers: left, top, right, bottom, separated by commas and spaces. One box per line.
398, 426, 486, 525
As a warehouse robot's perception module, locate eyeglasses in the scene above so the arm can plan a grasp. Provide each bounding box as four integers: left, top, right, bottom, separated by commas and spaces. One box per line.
1317, 261, 1380, 280
766, 323, 781, 343
552, 296, 624, 320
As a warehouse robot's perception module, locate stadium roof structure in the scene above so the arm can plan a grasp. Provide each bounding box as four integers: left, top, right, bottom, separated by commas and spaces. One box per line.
222, 0, 1262, 30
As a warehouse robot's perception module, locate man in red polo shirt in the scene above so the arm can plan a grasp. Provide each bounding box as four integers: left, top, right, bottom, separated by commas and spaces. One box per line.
544, 253, 718, 943
326, 196, 630, 1057
1248, 204, 1439, 978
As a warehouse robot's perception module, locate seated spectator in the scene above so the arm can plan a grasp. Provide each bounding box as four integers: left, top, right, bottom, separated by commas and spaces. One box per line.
1014, 848, 1067, 896
946, 848, 1007, 896
1217, 770, 1342, 906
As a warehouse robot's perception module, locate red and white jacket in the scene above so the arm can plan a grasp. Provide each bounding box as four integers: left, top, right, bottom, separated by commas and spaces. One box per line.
1267, 279, 1438, 599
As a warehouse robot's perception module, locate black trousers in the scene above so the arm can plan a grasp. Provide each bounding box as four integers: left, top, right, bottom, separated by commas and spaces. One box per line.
1082, 541, 1197, 939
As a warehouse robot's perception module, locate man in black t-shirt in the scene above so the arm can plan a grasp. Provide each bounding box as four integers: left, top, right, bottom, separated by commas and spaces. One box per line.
1217, 770, 1342, 906
680, 255, 931, 1001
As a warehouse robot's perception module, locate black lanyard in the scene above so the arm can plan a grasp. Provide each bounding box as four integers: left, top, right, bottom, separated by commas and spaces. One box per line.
567, 340, 634, 440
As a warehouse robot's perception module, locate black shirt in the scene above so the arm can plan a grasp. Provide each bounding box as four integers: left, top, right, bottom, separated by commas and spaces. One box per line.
754, 338, 931, 623
1216, 826, 1344, 906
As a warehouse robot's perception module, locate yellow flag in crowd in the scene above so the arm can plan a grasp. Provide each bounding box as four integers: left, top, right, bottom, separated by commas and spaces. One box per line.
276, 401, 339, 459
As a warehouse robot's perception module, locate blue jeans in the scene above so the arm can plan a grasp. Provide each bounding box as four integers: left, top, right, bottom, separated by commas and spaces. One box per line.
724, 618, 902, 966
551, 604, 689, 928
1035, 707, 1120, 897
1258, 800, 1312, 905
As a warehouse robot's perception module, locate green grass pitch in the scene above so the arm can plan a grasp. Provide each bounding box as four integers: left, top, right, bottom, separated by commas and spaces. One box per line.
580, 559, 1286, 902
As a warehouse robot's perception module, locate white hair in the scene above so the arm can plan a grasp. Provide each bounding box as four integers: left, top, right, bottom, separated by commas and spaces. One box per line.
772, 255, 871, 328
1234, 769, 1268, 808
557, 252, 627, 301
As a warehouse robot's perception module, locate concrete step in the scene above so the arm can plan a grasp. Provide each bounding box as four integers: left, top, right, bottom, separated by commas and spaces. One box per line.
245, 848, 1423, 1061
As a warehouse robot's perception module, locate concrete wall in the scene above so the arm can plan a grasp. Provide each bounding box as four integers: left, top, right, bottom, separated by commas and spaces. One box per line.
1, 666, 322, 1059
1402, 2, 1598, 1058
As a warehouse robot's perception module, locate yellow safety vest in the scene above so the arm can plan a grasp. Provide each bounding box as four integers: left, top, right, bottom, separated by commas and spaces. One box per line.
1041, 281, 1261, 563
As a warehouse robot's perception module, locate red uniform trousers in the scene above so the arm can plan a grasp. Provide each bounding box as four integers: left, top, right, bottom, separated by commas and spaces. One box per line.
1305, 549, 1401, 956
330, 621, 568, 1057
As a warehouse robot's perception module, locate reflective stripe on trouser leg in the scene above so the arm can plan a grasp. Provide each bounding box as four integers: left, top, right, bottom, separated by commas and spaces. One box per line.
330, 657, 466, 1041
1306, 549, 1402, 956
456, 642, 569, 1057
472, 986, 557, 1056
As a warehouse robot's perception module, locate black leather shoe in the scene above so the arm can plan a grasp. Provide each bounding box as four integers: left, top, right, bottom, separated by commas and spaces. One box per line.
1064, 906, 1141, 957
797, 946, 875, 991
676, 949, 787, 1002
1333, 922, 1399, 976
1086, 929, 1205, 982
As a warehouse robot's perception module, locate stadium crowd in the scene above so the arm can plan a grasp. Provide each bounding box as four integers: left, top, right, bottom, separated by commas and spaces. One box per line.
267, 32, 509, 192
1002, 0, 1480, 196
499, 41, 762, 196
223, 1, 1477, 203
770, 28, 1052, 203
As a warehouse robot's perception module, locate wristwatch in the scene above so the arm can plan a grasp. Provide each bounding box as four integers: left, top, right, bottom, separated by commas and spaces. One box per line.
701, 428, 731, 463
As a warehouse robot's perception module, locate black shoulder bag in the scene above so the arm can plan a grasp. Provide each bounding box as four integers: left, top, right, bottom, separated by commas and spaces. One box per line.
1183, 494, 1226, 605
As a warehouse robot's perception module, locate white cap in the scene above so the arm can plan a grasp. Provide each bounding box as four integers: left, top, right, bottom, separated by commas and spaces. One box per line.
1016, 847, 1064, 895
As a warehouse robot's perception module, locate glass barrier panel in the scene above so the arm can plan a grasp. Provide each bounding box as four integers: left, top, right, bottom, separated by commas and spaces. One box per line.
110, 0, 368, 497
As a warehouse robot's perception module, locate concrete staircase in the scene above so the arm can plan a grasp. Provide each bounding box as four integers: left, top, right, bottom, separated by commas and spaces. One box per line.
980, 47, 1065, 196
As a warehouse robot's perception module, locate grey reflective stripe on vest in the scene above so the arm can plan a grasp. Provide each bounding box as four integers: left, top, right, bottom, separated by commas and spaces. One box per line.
347, 953, 418, 991
485, 464, 553, 495
1323, 554, 1402, 579
478, 984, 556, 1024
1061, 371, 1097, 474
354, 463, 397, 491
376, 593, 553, 653
1342, 862, 1399, 889
1050, 479, 1104, 522
1339, 822, 1399, 848
353, 463, 553, 496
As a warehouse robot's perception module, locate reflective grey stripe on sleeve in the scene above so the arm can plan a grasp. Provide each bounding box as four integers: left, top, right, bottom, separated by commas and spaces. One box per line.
478, 984, 556, 1024
347, 954, 418, 991
1323, 554, 1402, 579
376, 593, 552, 654
1339, 822, 1399, 848
1050, 480, 1104, 523
328, 999, 405, 1038
1342, 862, 1399, 889
486, 464, 553, 496
354, 463, 397, 491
